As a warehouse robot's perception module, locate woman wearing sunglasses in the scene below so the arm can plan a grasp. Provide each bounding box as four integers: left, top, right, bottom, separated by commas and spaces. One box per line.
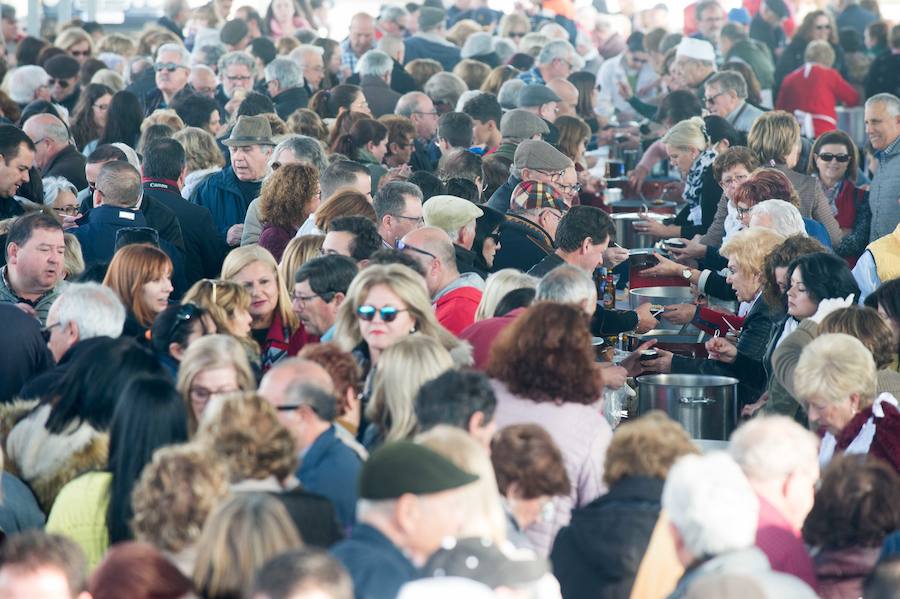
808, 130, 871, 267
150, 302, 216, 376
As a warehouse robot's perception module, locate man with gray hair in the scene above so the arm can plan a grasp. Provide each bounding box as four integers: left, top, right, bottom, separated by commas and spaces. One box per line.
729, 416, 820, 588
217, 51, 257, 116
144, 42, 192, 115
749, 199, 808, 238
864, 93, 900, 242
704, 70, 764, 133
358, 50, 401, 117
290, 44, 326, 94
396, 91, 441, 171
188, 64, 218, 99
373, 181, 424, 249
402, 6, 461, 71
264, 57, 309, 120
663, 452, 818, 598
377, 5, 409, 37
5, 65, 51, 106
22, 114, 87, 190
518, 39, 583, 85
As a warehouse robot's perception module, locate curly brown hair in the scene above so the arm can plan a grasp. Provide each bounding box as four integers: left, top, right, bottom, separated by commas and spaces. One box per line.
820, 306, 896, 369
490, 423, 570, 499
712, 146, 759, 183
802, 454, 900, 549
298, 342, 363, 418
603, 411, 699, 487
761, 235, 826, 309
258, 163, 320, 230
196, 392, 298, 483
486, 302, 603, 403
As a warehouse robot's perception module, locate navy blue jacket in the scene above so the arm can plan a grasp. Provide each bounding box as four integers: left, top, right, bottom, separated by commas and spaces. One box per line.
403, 36, 461, 71
190, 165, 261, 242
298, 425, 363, 529
332, 524, 418, 599
492, 212, 555, 273
487, 174, 521, 213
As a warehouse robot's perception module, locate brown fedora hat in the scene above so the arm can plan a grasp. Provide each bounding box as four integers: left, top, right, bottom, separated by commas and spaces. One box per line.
223, 115, 275, 147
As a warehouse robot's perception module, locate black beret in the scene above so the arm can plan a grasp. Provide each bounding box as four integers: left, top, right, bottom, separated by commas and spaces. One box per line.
44, 54, 80, 79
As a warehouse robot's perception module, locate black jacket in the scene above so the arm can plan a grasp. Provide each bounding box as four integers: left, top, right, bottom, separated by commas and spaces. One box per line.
271, 487, 343, 548
273, 86, 310, 121
78, 193, 185, 255
409, 138, 440, 173
142, 179, 226, 285
551, 476, 664, 599
346, 59, 417, 95
156, 16, 184, 39
671, 163, 722, 239
454, 244, 486, 278
359, 75, 402, 118
492, 212, 554, 273
19, 337, 106, 401
864, 50, 900, 99
487, 174, 521, 213
0, 305, 52, 404
43, 145, 88, 191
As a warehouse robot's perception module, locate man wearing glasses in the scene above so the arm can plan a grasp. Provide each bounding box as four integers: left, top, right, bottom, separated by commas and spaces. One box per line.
216, 51, 257, 117
292, 255, 358, 342
396, 91, 442, 172
22, 114, 88, 191
43, 54, 81, 113
518, 39, 582, 85
672, 38, 718, 101
144, 43, 192, 116
374, 182, 424, 249
487, 139, 573, 213
597, 32, 658, 118
704, 71, 764, 133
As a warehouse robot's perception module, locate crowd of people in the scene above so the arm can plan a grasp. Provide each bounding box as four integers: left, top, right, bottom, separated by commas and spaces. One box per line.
1, 0, 900, 596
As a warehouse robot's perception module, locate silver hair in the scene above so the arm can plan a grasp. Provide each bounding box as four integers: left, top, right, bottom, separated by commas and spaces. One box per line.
455, 90, 483, 112
379, 5, 409, 23
424, 72, 468, 107
535, 264, 597, 306
729, 416, 820, 482
497, 79, 525, 110
193, 44, 227, 67
42, 176, 78, 207
866, 93, 900, 117
217, 51, 257, 76
357, 50, 393, 78
706, 70, 747, 100
493, 38, 517, 64
50, 282, 126, 340
537, 39, 577, 67
396, 91, 429, 117
156, 42, 191, 66
662, 452, 759, 558
271, 134, 328, 173
749, 199, 807, 238
265, 57, 303, 89
290, 44, 324, 68
25, 115, 69, 143
6, 65, 49, 105
377, 35, 404, 60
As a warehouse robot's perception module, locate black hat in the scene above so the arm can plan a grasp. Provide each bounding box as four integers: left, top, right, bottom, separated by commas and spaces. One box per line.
358, 442, 479, 500
44, 54, 80, 79
424, 537, 551, 589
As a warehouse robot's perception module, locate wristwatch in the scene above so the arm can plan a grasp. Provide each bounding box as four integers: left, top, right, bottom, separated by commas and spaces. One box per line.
682, 268, 693, 280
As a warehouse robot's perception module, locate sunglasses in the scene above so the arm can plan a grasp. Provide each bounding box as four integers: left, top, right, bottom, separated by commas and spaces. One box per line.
487, 231, 501, 244
396, 240, 435, 258
817, 152, 850, 162
40, 322, 62, 343
70, 49, 91, 57
509, 32, 527, 38
48, 78, 71, 88
816, 24, 831, 30
165, 302, 202, 341
356, 305, 409, 322
154, 62, 183, 73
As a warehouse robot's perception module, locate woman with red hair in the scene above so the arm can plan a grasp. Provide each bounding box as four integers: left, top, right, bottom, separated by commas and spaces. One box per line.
102, 244, 174, 339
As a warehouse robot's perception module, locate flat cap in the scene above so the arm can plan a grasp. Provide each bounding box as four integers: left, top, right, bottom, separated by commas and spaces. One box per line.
461, 32, 494, 59
513, 139, 572, 171
221, 19, 249, 45
500, 109, 549, 140
359, 442, 479, 500
44, 54, 80, 79
516, 84, 561, 108
510, 180, 568, 212
424, 194, 483, 231
418, 6, 446, 31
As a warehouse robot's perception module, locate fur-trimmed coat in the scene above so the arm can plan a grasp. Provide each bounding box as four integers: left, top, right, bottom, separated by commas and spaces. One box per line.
0, 401, 109, 513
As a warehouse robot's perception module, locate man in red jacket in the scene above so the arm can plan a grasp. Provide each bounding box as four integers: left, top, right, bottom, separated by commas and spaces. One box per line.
399, 226, 484, 335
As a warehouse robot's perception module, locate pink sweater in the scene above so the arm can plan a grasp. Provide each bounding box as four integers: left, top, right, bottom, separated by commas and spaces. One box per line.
490, 379, 612, 556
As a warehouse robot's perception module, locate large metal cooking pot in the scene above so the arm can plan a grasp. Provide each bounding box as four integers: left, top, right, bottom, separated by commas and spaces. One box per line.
611, 212, 668, 250
636, 374, 739, 440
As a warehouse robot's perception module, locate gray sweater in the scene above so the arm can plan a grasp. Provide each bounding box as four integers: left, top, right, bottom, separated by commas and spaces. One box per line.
868, 136, 900, 242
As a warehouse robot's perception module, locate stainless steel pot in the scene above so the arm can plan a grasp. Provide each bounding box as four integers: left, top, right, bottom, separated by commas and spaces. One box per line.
629, 286, 696, 330
611, 212, 668, 250
635, 374, 739, 440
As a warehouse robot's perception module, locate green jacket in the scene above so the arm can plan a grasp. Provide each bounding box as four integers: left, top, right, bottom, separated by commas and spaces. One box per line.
726, 39, 775, 91
45, 471, 111, 570
0, 266, 64, 326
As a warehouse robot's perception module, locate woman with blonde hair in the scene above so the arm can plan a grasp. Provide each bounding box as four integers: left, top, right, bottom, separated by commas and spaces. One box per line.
193, 493, 302, 599
747, 110, 842, 245
474, 269, 539, 322
278, 235, 324, 295
498, 13, 531, 47
257, 164, 321, 261
333, 264, 471, 377
453, 59, 491, 91
418, 425, 507, 545
635, 116, 722, 240
182, 279, 258, 367
365, 335, 454, 448
221, 245, 310, 371
176, 334, 255, 431
56, 27, 93, 64
63, 234, 84, 280
173, 127, 226, 200
103, 243, 174, 338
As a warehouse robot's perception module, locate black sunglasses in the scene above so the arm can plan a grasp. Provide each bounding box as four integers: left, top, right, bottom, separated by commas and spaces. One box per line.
817, 152, 850, 163
165, 302, 202, 341
40, 322, 62, 343
396, 240, 435, 259
356, 305, 409, 322
154, 62, 183, 72
48, 78, 71, 88
487, 231, 501, 244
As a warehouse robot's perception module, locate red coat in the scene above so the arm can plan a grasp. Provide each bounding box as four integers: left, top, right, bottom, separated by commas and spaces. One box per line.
775, 63, 860, 137
435, 286, 483, 337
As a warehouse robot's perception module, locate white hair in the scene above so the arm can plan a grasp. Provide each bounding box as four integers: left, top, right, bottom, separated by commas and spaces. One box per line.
455, 90, 483, 112
865, 93, 900, 117
289, 44, 324, 68
493, 38, 516, 65
156, 42, 191, 66
497, 79, 525, 110
749, 199, 807, 238
50, 282, 126, 340
218, 50, 257, 76
5, 65, 49, 104
42, 176, 78, 207
729, 416, 820, 482
536, 264, 596, 306
539, 22, 569, 40
537, 40, 583, 69
424, 72, 468, 107
663, 452, 759, 559
264, 57, 303, 89
357, 49, 393, 78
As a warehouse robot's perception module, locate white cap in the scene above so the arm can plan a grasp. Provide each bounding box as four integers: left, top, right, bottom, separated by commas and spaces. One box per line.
676, 38, 716, 63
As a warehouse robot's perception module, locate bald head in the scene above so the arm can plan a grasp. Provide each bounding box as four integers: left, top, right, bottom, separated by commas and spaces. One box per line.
349, 13, 376, 57
259, 357, 335, 407
400, 226, 459, 295
546, 78, 579, 118
23, 114, 70, 171
403, 226, 456, 264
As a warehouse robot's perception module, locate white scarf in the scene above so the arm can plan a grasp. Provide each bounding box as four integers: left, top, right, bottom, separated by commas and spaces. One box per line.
819, 393, 900, 468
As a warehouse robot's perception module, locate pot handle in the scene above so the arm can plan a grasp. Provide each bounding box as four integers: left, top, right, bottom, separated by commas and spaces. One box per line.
679, 396, 715, 405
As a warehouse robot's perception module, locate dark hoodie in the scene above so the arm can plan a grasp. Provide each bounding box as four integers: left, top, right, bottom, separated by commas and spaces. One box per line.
550, 476, 664, 599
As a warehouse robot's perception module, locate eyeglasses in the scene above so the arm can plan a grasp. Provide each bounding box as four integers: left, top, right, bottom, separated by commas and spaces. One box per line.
225, 74, 253, 82
48, 78, 71, 88
705, 91, 726, 105
356, 305, 409, 322
165, 302, 202, 342
70, 49, 91, 57
200, 278, 220, 302
154, 62, 184, 73
817, 152, 850, 163
721, 174, 750, 187
53, 205, 80, 216
558, 182, 582, 195
291, 290, 335, 304
40, 322, 62, 343
396, 240, 435, 258
815, 24, 831, 30
736, 205, 753, 218
392, 214, 425, 225
190, 385, 238, 403
508, 31, 527, 39
487, 231, 501, 244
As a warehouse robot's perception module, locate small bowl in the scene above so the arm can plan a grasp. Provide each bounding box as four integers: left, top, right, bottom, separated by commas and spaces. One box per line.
664, 238, 686, 249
